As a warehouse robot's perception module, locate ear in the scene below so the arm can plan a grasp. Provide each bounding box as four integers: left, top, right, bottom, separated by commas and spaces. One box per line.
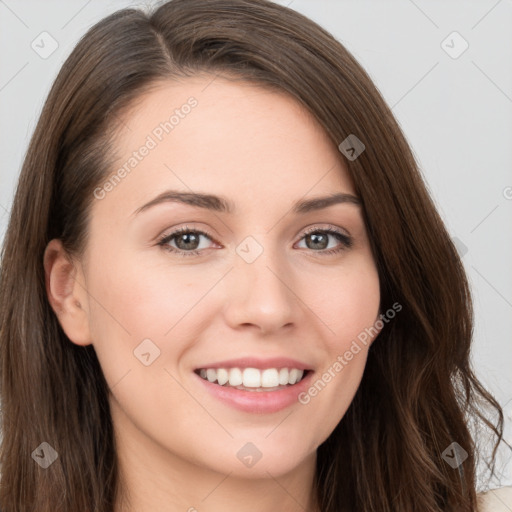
43, 239, 92, 346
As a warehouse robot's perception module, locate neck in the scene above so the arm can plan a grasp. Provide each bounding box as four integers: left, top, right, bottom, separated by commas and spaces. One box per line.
115, 453, 320, 512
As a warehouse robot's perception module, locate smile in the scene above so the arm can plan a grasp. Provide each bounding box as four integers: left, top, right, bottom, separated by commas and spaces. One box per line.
193, 359, 314, 413
195, 367, 309, 391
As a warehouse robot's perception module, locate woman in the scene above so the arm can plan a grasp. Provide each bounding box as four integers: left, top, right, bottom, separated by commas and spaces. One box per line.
0, 0, 509, 510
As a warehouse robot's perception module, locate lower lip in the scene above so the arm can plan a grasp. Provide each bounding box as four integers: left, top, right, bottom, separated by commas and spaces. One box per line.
194, 371, 314, 414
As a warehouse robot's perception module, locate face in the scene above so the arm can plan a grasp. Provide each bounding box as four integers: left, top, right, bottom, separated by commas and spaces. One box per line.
61, 75, 380, 483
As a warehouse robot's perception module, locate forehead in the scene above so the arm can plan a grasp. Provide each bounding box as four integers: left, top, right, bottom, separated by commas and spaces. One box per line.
96, 75, 357, 219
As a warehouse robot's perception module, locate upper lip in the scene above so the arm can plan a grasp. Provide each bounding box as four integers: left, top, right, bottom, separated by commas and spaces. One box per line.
194, 357, 313, 371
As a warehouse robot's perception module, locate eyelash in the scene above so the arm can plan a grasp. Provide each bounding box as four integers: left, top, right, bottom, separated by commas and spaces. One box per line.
157, 225, 353, 258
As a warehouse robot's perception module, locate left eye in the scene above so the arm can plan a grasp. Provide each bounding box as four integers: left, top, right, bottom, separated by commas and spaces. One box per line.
157, 226, 352, 257
158, 227, 213, 256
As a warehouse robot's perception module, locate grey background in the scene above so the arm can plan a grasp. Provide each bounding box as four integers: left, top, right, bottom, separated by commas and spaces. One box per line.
1, 0, 511, 490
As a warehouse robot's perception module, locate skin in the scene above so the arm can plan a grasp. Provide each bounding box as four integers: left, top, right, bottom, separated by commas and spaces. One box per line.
44, 74, 381, 512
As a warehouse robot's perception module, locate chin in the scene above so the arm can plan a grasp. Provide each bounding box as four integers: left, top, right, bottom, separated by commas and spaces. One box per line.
200, 437, 316, 480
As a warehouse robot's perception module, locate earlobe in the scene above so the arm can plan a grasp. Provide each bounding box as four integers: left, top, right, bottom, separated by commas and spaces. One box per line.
43, 239, 92, 346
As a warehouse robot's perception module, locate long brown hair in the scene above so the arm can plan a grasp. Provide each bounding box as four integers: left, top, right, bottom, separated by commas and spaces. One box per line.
0, 0, 505, 510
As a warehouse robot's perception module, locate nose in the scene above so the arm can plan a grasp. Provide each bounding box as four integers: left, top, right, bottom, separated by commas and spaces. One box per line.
222, 241, 299, 336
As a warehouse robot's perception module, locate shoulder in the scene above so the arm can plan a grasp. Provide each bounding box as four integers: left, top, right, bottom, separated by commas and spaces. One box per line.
477, 485, 512, 511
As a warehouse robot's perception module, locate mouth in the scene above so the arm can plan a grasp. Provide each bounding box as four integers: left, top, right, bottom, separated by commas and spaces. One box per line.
192, 357, 315, 413
194, 367, 311, 392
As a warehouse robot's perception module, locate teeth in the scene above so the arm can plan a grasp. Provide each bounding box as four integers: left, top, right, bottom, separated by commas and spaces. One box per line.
228, 368, 243, 386
261, 369, 279, 387
278, 368, 289, 385
243, 368, 261, 388
197, 367, 305, 388
289, 368, 300, 385
216, 368, 229, 386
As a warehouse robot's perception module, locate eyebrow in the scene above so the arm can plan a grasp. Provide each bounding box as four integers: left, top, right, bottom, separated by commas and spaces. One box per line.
132, 190, 361, 216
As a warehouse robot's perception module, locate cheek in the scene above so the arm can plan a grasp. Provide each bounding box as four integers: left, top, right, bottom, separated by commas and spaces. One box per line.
329, 266, 381, 376
84, 252, 211, 435
87, 248, 210, 340
312, 259, 381, 348
296, 260, 380, 435
83, 246, 228, 398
